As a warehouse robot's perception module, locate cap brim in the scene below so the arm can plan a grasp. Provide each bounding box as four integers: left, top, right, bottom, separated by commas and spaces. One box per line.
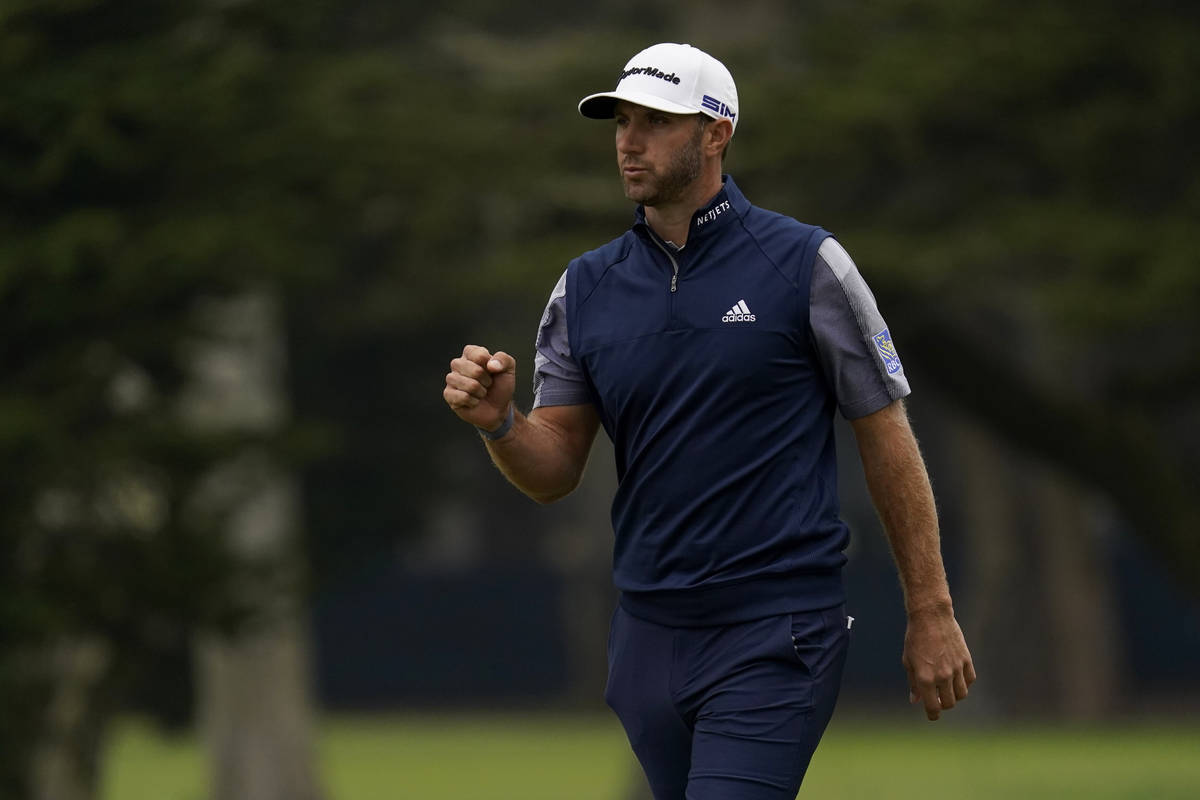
578, 89, 698, 119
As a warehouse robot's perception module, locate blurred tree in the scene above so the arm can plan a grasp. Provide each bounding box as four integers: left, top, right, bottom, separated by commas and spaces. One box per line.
735, 0, 1200, 585
0, 0, 620, 794
0, 1, 252, 793
182, 290, 320, 800
0, 0, 363, 795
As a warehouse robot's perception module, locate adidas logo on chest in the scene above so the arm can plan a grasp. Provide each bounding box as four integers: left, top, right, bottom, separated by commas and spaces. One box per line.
721, 299, 756, 323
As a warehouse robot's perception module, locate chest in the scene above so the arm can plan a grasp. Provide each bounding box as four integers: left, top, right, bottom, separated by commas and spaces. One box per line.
572, 240, 817, 416
576, 239, 806, 345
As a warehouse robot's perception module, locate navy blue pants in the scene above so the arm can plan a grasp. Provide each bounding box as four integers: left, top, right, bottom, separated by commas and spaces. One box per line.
605, 604, 850, 800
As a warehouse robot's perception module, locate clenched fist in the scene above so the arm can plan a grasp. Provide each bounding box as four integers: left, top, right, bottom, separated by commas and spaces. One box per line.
443, 345, 517, 432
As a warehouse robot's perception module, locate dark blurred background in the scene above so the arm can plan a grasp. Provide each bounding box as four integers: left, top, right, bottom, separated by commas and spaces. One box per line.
2, 1, 1198, 798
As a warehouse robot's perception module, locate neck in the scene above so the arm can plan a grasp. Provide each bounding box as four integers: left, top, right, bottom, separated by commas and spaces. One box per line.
644, 170, 724, 246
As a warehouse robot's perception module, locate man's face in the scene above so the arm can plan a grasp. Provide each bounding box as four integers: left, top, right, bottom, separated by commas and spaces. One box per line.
614, 101, 706, 207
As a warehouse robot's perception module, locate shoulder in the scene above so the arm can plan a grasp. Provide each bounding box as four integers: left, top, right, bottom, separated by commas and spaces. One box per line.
570, 230, 638, 269
743, 205, 828, 245
738, 205, 831, 285
567, 230, 639, 300
813, 236, 858, 280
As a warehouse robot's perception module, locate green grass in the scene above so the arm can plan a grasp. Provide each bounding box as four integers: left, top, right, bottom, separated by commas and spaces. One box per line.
102, 713, 1200, 800
805, 719, 1200, 799
320, 714, 633, 800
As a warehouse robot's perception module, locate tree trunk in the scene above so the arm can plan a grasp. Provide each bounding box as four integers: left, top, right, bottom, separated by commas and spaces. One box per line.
182, 289, 323, 800
193, 457, 321, 800
955, 411, 1023, 717
1034, 462, 1121, 719
27, 638, 113, 800
954, 410, 1120, 718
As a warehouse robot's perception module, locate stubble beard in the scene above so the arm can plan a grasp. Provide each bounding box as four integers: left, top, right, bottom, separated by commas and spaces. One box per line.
621, 126, 704, 208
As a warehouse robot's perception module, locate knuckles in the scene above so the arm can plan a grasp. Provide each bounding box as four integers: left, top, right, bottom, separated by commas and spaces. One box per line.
462, 344, 493, 363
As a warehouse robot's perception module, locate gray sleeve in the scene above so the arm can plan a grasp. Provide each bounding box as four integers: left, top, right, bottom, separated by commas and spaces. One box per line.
532, 269, 593, 409
809, 237, 911, 419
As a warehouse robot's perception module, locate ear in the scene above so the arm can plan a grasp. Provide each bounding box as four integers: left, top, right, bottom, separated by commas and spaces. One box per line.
704, 118, 734, 157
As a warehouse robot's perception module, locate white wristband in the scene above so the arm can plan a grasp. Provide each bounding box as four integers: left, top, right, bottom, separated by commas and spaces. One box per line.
477, 405, 514, 441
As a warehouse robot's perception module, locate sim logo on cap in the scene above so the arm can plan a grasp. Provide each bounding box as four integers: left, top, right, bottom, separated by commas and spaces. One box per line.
701, 95, 736, 122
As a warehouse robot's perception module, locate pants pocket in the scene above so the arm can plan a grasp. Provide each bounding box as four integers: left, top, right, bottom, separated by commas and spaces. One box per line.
788, 605, 848, 679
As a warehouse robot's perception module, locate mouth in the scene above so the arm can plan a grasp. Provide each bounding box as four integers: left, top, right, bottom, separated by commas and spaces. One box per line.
622, 165, 648, 178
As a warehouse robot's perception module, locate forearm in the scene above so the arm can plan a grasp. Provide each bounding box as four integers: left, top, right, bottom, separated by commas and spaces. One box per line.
855, 403, 953, 616
851, 400, 975, 719
445, 346, 597, 504
483, 407, 590, 504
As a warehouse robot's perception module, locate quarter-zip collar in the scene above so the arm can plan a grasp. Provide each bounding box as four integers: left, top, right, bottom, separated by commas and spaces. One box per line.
632, 174, 751, 245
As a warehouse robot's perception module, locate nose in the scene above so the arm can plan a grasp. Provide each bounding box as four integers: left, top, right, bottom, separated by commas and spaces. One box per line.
617, 121, 644, 155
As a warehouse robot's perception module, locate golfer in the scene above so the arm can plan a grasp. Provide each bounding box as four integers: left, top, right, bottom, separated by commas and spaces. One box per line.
443, 42, 975, 800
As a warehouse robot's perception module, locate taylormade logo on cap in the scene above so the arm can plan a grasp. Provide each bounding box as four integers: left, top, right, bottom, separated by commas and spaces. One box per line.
619, 66, 682, 84
579, 43, 740, 133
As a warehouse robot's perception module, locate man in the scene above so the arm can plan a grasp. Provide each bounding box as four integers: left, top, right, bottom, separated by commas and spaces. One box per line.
443, 42, 975, 799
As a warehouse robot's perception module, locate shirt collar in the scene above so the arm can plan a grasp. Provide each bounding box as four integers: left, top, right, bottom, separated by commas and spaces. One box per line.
633, 175, 750, 241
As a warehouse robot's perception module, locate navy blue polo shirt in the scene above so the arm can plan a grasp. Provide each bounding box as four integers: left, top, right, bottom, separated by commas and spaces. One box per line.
532, 176, 909, 626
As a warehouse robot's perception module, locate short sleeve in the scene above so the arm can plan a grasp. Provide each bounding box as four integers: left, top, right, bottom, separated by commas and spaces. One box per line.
532, 269, 592, 409
808, 237, 911, 419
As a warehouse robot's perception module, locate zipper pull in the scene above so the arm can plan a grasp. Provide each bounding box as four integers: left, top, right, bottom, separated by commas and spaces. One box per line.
670, 272, 678, 293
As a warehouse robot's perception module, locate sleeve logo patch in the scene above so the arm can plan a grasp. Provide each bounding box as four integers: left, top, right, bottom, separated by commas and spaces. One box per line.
872, 328, 903, 375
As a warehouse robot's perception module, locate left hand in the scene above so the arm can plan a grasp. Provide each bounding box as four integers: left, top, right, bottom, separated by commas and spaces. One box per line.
902, 607, 976, 721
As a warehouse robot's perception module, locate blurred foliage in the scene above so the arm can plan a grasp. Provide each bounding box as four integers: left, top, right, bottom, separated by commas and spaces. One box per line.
739, 0, 1200, 585
0, 1, 314, 790
1, 0, 1198, 794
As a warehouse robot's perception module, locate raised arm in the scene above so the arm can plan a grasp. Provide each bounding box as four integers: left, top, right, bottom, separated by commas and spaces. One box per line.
444, 345, 600, 504
849, 398, 976, 720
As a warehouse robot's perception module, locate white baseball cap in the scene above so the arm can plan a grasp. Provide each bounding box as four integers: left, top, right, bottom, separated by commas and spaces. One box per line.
579, 43, 739, 134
